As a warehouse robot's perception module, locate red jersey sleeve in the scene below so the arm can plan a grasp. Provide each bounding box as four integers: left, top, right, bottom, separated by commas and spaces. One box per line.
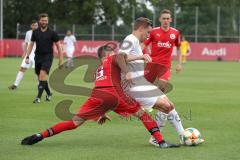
144, 30, 154, 46
111, 54, 118, 66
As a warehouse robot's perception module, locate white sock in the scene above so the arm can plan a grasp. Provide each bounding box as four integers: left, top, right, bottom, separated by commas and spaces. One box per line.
168, 109, 184, 136
66, 57, 72, 67
14, 71, 24, 86
70, 58, 74, 67
155, 111, 168, 132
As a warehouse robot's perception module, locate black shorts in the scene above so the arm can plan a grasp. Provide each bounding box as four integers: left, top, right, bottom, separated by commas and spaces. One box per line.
34, 54, 53, 75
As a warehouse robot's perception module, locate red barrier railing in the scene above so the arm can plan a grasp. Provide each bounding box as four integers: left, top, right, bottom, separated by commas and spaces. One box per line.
172, 42, 240, 61
0, 39, 240, 61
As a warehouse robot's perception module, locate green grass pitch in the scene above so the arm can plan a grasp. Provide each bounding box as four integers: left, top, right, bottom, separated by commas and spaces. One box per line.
0, 58, 240, 160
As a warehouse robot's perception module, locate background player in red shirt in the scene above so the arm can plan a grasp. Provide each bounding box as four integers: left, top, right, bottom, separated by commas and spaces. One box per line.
21, 45, 179, 148
143, 9, 182, 92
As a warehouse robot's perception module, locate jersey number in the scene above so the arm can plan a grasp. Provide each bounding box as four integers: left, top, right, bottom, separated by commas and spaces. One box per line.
96, 66, 104, 80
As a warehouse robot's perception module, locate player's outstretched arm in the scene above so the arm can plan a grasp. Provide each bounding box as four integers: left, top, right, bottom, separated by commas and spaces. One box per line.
140, 43, 146, 50
25, 42, 34, 64
115, 53, 128, 73
187, 43, 191, 53
55, 41, 64, 68
126, 54, 152, 63
141, 43, 151, 55
115, 53, 132, 83
176, 47, 182, 73
22, 42, 28, 58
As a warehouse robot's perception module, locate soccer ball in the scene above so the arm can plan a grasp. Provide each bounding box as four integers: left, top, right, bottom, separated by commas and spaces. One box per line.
181, 128, 204, 146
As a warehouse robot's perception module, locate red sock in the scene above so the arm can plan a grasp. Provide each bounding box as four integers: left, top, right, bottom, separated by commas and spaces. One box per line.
139, 112, 163, 143
41, 121, 77, 138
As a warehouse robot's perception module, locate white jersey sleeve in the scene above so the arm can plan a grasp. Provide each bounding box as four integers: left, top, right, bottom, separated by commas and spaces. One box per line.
119, 34, 141, 56
24, 30, 36, 56
72, 35, 76, 42
25, 30, 32, 44
119, 34, 144, 79
63, 36, 67, 43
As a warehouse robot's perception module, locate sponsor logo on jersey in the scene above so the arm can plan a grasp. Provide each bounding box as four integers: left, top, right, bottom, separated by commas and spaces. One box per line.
170, 34, 176, 39
157, 41, 171, 48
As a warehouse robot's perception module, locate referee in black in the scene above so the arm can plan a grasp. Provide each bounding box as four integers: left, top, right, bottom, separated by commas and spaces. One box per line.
25, 13, 64, 103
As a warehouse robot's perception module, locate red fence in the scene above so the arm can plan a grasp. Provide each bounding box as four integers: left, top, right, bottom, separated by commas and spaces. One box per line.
0, 39, 115, 57
1, 39, 240, 61
172, 42, 240, 61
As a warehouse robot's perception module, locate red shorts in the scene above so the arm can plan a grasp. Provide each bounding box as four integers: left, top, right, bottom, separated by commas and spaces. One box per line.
144, 62, 171, 83
77, 87, 140, 120
159, 68, 171, 81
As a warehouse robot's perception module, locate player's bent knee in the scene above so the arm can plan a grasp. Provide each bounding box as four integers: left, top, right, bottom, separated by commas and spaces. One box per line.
154, 97, 172, 113
72, 116, 86, 126
161, 97, 174, 112
159, 80, 168, 89
20, 67, 27, 72
39, 70, 47, 80
133, 109, 144, 118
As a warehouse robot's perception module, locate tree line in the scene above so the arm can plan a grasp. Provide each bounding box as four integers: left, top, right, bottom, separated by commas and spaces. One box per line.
3, 0, 240, 42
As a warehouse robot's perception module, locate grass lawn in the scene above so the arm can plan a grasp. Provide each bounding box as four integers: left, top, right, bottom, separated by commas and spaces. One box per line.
0, 58, 240, 160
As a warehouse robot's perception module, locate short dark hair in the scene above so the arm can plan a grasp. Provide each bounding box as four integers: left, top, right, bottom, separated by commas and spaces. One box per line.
133, 17, 152, 30
160, 9, 172, 16
31, 20, 37, 24
38, 13, 48, 20
97, 45, 113, 59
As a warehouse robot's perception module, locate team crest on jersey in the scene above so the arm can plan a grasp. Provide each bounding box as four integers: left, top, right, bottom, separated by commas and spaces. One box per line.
170, 34, 175, 39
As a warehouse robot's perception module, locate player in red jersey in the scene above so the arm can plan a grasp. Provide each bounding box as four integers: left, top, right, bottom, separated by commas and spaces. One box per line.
21, 45, 179, 148
143, 9, 182, 91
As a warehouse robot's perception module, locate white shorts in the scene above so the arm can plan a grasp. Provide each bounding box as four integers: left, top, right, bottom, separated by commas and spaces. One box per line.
21, 55, 35, 69
123, 77, 166, 111
65, 47, 75, 58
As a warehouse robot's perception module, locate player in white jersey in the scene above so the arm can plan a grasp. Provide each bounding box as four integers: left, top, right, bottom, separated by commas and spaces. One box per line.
8, 20, 38, 90
63, 30, 77, 68
119, 17, 185, 146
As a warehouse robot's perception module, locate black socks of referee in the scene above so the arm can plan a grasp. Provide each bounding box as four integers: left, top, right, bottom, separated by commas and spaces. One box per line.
37, 81, 51, 99
37, 81, 46, 99
45, 81, 51, 96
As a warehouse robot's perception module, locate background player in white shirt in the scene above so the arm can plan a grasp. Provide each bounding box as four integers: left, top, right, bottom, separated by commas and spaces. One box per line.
63, 30, 77, 68
119, 17, 185, 146
8, 20, 38, 90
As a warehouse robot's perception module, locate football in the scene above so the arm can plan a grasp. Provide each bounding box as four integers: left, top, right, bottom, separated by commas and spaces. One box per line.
181, 128, 204, 146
